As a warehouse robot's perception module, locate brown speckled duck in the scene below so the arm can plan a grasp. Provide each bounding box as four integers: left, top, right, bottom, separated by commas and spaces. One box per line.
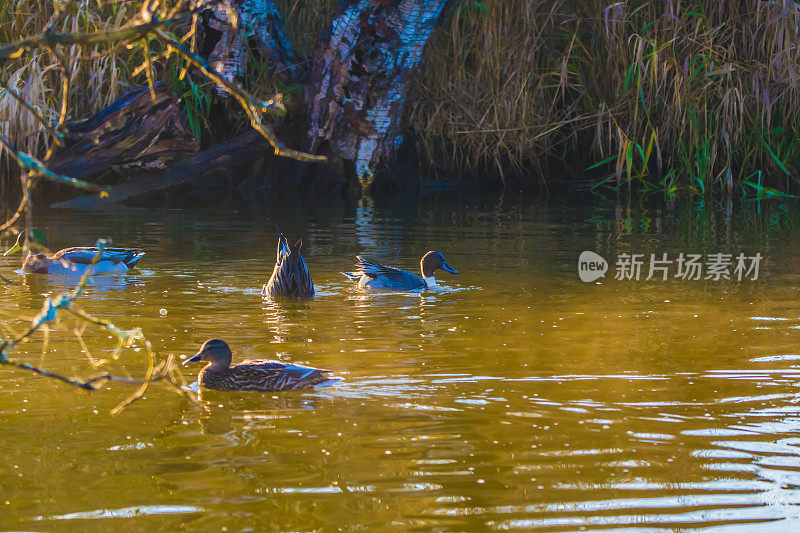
262, 231, 314, 299
183, 339, 337, 392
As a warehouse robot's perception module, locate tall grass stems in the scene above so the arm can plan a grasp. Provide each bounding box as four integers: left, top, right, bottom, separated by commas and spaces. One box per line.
4, 1, 800, 196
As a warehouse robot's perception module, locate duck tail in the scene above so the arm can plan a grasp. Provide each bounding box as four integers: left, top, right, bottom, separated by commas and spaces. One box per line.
276, 234, 290, 261
293, 250, 315, 298
341, 271, 360, 281
265, 217, 284, 237
124, 250, 145, 269
264, 226, 314, 298
266, 217, 291, 261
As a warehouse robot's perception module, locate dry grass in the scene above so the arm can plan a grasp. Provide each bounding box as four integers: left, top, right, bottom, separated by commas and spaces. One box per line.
4, 0, 800, 195
1, 0, 134, 156
413, 1, 800, 194
412, 1, 574, 181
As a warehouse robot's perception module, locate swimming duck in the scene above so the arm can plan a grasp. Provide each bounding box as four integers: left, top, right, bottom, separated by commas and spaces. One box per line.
4, 228, 144, 275
261, 231, 314, 299
342, 250, 458, 291
183, 339, 336, 392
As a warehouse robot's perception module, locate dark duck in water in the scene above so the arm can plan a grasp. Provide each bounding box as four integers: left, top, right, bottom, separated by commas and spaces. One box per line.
261, 224, 314, 299
342, 250, 458, 291
183, 339, 337, 392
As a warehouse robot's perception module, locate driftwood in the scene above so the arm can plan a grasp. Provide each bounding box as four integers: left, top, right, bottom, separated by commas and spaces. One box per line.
48, 82, 198, 178
53, 130, 266, 208
306, 0, 453, 188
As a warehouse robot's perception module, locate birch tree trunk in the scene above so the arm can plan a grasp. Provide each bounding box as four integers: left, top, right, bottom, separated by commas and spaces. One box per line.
206, 0, 305, 88
209, 0, 453, 189
306, 0, 452, 188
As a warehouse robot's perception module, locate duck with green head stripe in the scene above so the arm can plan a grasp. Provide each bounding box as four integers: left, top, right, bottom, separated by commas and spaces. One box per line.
4, 228, 144, 275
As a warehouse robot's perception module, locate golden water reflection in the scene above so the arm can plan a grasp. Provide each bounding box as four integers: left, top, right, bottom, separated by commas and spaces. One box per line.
1, 194, 799, 530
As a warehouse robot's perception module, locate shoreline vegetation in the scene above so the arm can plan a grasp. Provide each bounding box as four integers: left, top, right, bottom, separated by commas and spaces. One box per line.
416, 0, 800, 198
2, 1, 800, 202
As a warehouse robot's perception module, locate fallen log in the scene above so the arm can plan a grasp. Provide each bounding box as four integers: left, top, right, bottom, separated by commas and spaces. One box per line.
48, 82, 198, 178
52, 130, 265, 208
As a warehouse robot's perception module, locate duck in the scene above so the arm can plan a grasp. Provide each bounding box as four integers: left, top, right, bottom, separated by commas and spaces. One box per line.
262, 228, 314, 299
183, 339, 337, 392
4, 228, 144, 275
342, 250, 458, 291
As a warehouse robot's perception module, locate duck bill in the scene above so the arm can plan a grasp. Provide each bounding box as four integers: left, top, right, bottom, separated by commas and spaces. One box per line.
4, 242, 21, 256
441, 261, 458, 274
183, 353, 203, 366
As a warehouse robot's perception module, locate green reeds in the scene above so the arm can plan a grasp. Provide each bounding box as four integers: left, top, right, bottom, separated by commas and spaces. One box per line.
4, 0, 800, 196
413, 0, 800, 195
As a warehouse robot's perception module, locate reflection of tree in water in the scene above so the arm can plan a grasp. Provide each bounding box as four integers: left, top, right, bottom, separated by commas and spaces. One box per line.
355, 197, 379, 251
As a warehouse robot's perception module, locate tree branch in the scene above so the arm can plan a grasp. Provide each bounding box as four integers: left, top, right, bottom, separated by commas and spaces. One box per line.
0, 241, 199, 413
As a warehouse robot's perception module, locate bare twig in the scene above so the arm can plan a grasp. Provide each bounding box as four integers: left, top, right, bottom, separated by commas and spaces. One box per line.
43, 44, 70, 153
0, 19, 166, 63
0, 241, 199, 413
154, 27, 326, 162
0, 131, 107, 192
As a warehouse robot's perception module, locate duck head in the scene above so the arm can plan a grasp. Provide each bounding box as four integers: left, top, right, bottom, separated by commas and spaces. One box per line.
4, 228, 47, 256
184, 339, 233, 371
420, 251, 458, 286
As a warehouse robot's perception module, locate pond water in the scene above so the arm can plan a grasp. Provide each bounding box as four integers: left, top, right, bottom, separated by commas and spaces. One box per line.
1, 191, 800, 531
